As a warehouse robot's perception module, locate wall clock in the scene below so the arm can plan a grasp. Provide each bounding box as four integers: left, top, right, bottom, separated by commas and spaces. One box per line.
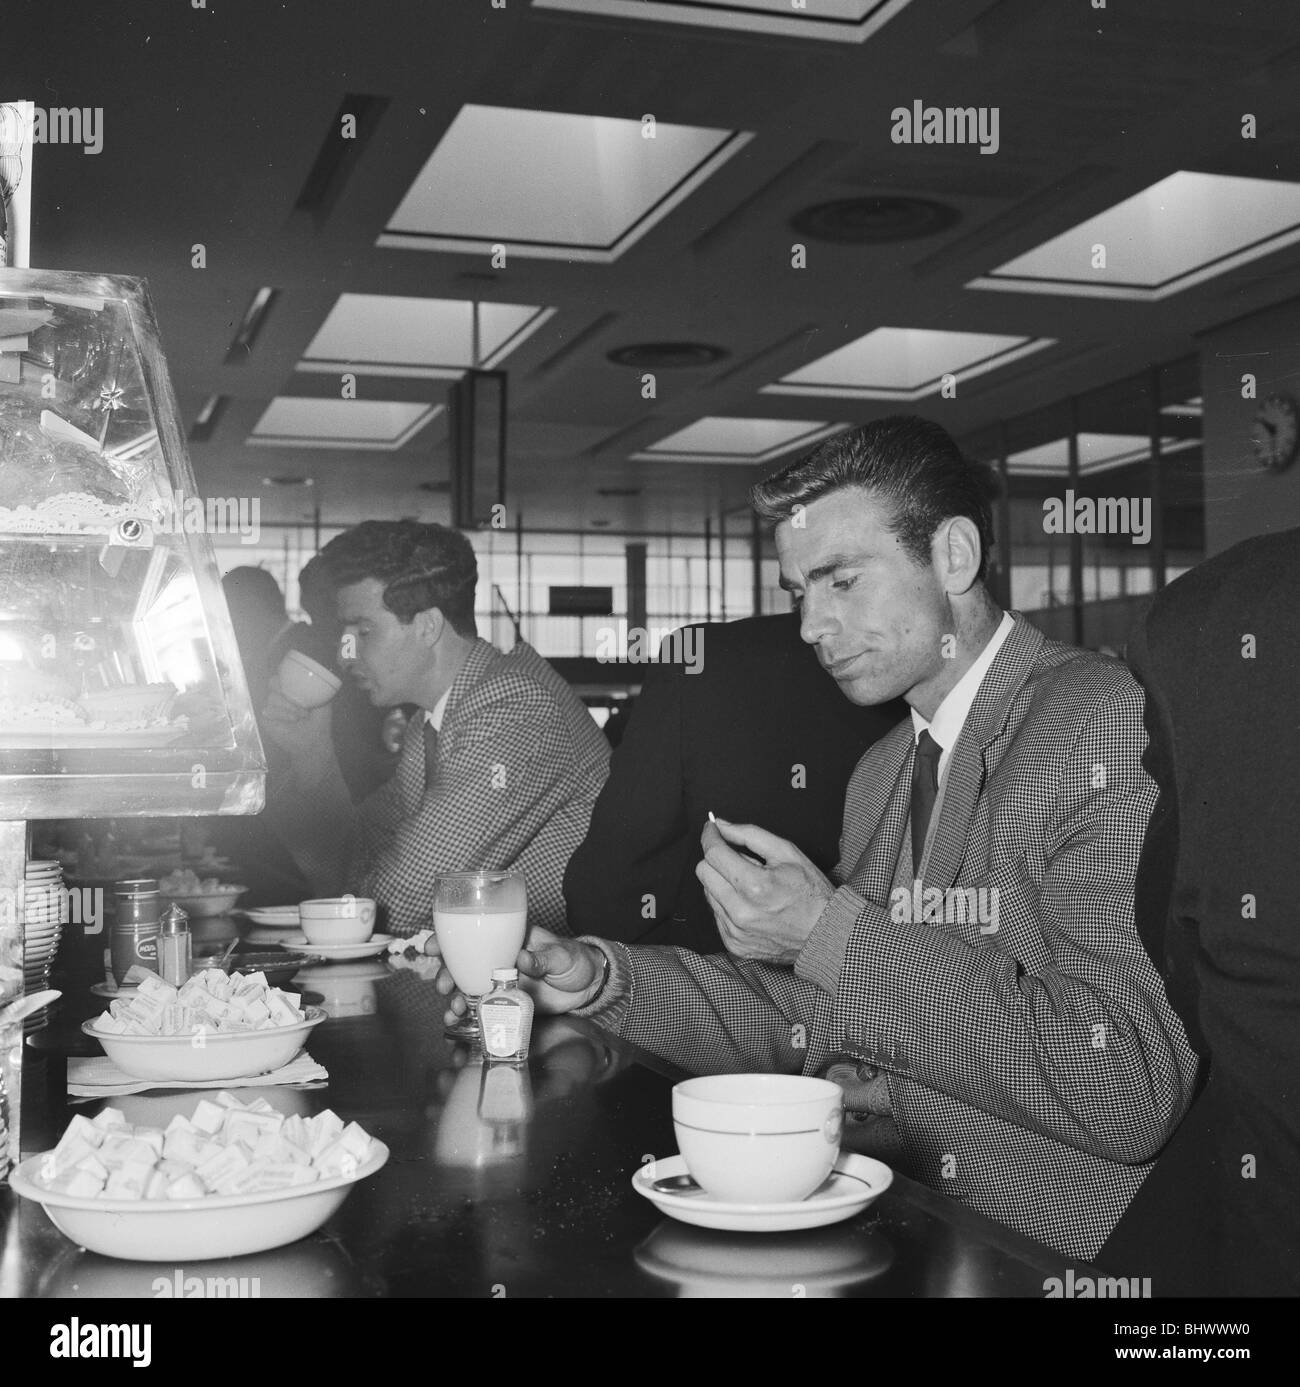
1251, 393, 1300, 472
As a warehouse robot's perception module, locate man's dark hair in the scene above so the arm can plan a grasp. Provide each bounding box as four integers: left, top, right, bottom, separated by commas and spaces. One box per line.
750, 416, 995, 583
319, 520, 478, 634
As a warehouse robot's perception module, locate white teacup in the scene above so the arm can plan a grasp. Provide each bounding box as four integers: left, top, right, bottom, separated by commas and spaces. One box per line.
278, 650, 342, 709
299, 896, 376, 945
672, 1074, 843, 1204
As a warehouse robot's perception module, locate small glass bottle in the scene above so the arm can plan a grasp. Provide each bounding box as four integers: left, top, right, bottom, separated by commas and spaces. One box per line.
157, 903, 191, 987
477, 968, 534, 1061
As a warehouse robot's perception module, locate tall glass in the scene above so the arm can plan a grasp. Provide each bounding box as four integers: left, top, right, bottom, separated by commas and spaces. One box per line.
432, 870, 527, 1041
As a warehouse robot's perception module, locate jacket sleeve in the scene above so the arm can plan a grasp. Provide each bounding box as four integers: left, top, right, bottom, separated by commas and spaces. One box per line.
578, 939, 823, 1076
562, 655, 693, 940
795, 679, 1200, 1165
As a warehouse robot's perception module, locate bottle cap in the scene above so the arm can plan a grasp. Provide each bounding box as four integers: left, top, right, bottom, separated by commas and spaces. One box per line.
160, 903, 189, 934
490, 968, 518, 983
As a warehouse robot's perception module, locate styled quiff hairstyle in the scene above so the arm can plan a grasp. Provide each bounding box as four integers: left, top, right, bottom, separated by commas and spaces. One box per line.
749, 416, 995, 583
319, 520, 478, 635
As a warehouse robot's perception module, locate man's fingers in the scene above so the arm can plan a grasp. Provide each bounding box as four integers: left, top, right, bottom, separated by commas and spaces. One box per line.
700, 825, 767, 893
521, 940, 595, 992
711, 818, 799, 864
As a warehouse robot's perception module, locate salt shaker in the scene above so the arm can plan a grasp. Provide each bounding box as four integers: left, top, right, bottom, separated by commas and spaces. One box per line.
158, 903, 191, 987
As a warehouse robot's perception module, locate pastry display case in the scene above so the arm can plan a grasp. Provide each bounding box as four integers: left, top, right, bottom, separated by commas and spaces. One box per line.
0, 268, 265, 819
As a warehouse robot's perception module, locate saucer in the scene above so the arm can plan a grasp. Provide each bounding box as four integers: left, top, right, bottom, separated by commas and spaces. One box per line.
90, 980, 139, 999
632, 1153, 892, 1233
289, 935, 393, 961
241, 907, 301, 928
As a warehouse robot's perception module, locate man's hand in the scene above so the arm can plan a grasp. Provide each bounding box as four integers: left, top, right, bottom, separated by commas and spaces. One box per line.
696, 817, 835, 966
423, 925, 609, 1029
261, 676, 335, 773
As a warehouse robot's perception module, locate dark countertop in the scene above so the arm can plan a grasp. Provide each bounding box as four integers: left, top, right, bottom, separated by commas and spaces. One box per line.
0, 930, 1092, 1299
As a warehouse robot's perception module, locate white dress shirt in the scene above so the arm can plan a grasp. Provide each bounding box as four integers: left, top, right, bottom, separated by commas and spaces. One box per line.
910, 610, 1015, 790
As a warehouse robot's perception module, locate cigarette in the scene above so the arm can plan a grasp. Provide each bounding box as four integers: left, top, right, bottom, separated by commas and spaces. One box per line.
708, 811, 717, 823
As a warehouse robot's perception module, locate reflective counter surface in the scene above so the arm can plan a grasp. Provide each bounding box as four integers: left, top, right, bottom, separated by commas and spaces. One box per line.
1, 928, 1092, 1298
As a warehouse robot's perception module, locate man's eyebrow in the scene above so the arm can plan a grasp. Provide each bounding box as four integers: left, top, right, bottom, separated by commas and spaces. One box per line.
802, 553, 869, 585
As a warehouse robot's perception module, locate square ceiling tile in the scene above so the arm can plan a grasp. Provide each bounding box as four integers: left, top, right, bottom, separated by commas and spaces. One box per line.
633, 417, 844, 465
298, 294, 554, 378
533, 0, 913, 44
970, 172, 1300, 301
248, 398, 443, 450
377, 104, 751, 262
762, 326, 1053, 401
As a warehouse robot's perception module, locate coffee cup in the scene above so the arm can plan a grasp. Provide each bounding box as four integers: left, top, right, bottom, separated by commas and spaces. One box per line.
278, 650, 342, 709
672, 1073, 843, 1204
299, 896, 376, 945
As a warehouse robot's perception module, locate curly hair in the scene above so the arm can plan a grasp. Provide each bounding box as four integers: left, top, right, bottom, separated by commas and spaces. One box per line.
319, 520, 478, 634
750, 416, 996, 583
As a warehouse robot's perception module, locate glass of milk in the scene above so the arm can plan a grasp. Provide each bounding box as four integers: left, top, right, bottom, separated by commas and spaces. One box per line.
432, 870, 528, 1040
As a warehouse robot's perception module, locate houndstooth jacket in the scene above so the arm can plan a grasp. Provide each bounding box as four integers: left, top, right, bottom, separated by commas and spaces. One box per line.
339, 638, 609, 937
580, 614, 1200, 1261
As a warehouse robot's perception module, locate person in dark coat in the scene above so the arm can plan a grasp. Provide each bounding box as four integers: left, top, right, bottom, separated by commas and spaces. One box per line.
1097, 528, 1300, 1296
563, 611, 904, 952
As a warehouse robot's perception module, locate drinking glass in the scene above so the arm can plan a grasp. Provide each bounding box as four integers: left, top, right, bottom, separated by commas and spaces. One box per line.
432, 870, 527, 1040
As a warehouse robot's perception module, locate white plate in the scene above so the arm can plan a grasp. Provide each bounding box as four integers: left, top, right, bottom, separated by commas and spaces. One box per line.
90, 980, 139, 999
288, 935, 392, 962
632, 1153, 893, 1233
242, 907, 301, 928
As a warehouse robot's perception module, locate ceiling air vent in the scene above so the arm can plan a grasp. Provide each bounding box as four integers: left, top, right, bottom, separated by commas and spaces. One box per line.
606, 342, 728, 370
790, 196, 960, 244
293, 93, 391, 227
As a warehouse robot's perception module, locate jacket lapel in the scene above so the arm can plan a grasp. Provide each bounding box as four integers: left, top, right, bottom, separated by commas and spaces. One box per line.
923, 614, 1045, 891
843, 724, 913, 901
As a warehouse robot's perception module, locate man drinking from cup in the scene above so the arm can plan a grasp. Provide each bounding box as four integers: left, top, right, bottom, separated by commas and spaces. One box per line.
426, 418, 1199, 1265
262, 520, 610, 937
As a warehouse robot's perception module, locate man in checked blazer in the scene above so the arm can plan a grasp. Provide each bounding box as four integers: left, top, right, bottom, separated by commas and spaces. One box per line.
262, 520, 610, 937
430, 417, 1200, 1263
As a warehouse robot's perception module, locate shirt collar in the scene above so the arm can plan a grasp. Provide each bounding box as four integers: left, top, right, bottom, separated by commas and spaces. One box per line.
910, 611, 1015, 780
423, 689, 451, 732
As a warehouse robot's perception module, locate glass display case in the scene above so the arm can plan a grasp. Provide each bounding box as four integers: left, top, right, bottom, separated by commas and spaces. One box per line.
0, 268, 265, 818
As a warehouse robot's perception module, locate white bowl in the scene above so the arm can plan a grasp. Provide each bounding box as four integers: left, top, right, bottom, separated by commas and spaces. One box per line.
673, 1074, 843, 1204
82, 1007, 326, 1082
9, 1139, 388, 1261
299, 897, 375, 945
166, 887, 248, 919
278, 651, 342, 709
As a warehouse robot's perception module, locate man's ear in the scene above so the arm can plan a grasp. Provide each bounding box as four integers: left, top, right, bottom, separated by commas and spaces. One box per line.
936, 517, 982, 595
415, 606, 446, 647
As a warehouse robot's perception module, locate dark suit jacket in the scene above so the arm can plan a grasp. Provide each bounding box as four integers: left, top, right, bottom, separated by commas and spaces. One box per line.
563, 613, 903, 951
1098, 531, 1300, 1296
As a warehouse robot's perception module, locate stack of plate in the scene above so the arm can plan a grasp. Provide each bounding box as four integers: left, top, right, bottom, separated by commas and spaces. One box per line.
23, 861, 67, 1025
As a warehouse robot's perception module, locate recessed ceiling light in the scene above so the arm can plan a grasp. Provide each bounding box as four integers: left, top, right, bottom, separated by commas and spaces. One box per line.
633, 417, 845, 465
607, 343, 728, 370
969, 172, 1300, 302
590, 518, 612, 528
298, 294, 554, 379
596, 486, 642, 497
261, 475, 315, 487
378, 104, 751, 263
189, 394, 228, 442
762, 326, 1053, 401
418, 480, 451, 493
223, 287, 278, 365
532, 0, 915, 45
248, 398, 444, 450
790, 196, 960, 244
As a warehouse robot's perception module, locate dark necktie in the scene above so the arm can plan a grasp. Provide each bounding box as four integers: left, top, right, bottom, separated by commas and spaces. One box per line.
422, 718, 439, 791
911, 729, 943, 874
